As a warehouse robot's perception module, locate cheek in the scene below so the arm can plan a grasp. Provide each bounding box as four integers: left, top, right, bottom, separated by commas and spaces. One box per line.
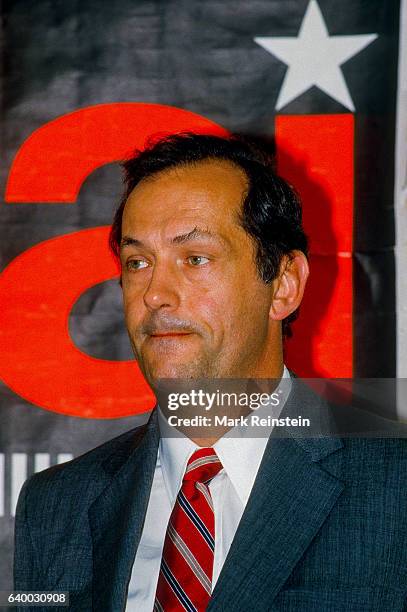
190, 284, 240, 334
210, 279, 271, 333
192, 294, 223, 322
123, 291, 144, 327
186, 286, 227, 335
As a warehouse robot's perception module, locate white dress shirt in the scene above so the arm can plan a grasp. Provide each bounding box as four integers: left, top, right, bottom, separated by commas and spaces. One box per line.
126, 367, 291, 611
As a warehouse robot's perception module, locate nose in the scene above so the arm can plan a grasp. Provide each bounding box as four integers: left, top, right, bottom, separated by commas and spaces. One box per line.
143, 260, 181, 312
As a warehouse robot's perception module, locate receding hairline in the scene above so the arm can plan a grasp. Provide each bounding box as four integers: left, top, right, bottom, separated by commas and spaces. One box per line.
124, 156, 250, 200
120, 157, 252, 252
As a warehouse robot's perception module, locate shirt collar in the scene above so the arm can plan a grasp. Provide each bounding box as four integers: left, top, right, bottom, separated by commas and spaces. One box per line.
158, 410, 198, 505
158, 365, 291, 506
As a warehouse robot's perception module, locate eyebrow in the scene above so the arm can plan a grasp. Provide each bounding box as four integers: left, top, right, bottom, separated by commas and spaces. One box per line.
120, 226, 227, 250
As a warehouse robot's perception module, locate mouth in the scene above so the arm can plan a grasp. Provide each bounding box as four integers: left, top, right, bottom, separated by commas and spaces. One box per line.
149, 331, 193, 338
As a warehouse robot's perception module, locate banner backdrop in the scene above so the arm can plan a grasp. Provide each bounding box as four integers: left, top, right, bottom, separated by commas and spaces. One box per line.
0, 0, 403, 589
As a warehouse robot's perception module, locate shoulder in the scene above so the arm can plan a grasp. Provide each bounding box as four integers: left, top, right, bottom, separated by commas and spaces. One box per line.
331, 400, 407, 480
339, 436, 407, 480
17, 419, 152, 521
318, 436, 407, 526
287, 375, 407, 483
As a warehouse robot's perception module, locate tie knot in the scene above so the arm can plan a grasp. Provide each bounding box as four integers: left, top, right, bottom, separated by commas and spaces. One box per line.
183, 447, 223, 484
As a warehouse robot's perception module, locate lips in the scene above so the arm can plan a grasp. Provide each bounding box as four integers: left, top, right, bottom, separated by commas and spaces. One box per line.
150, 332, 193, 338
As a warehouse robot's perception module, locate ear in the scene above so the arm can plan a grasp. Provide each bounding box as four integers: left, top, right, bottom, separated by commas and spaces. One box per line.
269, 250, 309, 321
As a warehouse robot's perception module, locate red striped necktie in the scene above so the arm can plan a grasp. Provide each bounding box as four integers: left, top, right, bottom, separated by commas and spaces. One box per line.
154, 447, 223, 612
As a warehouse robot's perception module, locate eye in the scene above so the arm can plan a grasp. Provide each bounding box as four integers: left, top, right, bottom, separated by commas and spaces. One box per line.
187, 256, 210, 266
126, 259, 149, 271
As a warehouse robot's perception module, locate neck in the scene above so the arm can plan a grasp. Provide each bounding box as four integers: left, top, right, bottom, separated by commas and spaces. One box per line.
190, 360, 285, 447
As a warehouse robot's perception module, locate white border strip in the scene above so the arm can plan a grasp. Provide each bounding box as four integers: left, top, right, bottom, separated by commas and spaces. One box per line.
396, 0, 407, 378
396, 0, 407, 418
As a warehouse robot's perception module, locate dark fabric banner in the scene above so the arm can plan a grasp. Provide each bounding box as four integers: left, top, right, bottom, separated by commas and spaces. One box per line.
0, 0, 401, 589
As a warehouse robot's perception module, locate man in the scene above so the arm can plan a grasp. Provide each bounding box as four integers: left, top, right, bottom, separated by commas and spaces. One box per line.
14, 134, 407, 611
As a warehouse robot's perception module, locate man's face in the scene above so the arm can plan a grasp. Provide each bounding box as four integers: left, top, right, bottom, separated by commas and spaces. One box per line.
120, 160, 279, 385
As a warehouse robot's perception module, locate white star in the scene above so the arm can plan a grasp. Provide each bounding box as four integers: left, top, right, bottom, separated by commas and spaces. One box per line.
254, 0, 377, 111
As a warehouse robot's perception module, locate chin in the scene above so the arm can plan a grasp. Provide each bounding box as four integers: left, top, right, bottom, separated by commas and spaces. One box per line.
143, 359, 214, 384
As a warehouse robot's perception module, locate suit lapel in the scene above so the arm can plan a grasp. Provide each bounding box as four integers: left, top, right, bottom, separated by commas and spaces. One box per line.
89, 410, 159, 612
208, 380, 345, 611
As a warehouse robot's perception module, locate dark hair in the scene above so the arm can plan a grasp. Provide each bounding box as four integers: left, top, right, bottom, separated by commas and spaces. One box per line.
110, 132, 309, 338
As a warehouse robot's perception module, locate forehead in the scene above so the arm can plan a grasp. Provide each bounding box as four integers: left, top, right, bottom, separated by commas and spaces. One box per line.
122, 159, 248, 228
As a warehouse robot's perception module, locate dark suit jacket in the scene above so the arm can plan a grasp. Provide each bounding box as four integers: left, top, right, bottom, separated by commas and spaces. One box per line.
14, 379, 407, 611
